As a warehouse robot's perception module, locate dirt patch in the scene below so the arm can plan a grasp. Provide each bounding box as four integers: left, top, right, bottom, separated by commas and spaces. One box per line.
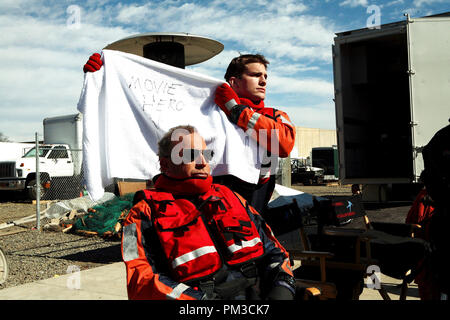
290, 183, 353, 197
0, 191, 46, 224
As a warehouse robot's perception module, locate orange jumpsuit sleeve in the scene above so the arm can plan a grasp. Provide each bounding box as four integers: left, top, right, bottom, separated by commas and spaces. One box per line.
230, 106, 296, 157
121, 200, 204, 300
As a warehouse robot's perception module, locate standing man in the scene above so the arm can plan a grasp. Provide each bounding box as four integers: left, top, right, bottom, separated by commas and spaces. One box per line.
214, 54, 296, 214
420, 124, 450, 299
122, 125, 296, 300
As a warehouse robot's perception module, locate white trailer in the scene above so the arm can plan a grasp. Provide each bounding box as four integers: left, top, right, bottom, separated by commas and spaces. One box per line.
43, 113, 83, 175
0, 142, 35, 161
332, 13, 450, 201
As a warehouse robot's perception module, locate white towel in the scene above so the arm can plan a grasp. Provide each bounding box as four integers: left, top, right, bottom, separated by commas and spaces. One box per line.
77, 50, 265, 200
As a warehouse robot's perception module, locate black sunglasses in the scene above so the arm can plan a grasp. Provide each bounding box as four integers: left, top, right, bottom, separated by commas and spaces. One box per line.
182, 149, 214, 163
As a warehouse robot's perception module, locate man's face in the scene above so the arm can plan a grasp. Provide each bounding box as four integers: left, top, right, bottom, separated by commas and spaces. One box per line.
160, 132, 211, 179
230, 62, 267, 102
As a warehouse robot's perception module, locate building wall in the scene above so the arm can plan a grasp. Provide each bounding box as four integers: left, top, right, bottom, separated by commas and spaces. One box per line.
291, 127, 337, 158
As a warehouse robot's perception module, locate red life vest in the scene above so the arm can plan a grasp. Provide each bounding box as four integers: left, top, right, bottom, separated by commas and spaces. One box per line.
141, 184, 265, 283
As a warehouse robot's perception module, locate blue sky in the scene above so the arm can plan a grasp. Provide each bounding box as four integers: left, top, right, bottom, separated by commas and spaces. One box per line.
0, 0, 448, 142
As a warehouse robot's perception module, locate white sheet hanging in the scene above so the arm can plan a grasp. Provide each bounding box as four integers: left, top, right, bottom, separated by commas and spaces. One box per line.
77, 50, 264, 200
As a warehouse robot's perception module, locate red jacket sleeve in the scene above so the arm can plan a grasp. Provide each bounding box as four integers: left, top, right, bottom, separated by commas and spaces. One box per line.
231, 106, 296, 158
121, 199, 204, 300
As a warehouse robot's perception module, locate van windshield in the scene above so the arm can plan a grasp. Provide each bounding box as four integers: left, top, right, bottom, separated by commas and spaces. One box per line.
22, 147, 51, 158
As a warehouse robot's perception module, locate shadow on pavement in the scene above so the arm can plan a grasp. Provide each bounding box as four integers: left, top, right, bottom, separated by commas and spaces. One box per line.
61, 243, 122, 264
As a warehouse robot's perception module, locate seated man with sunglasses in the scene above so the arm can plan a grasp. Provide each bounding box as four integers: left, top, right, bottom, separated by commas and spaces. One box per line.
121, 125, 296, 300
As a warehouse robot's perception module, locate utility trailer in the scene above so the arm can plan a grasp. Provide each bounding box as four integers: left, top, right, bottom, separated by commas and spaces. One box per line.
332, 13, 450, 201
311, 146, 339, 181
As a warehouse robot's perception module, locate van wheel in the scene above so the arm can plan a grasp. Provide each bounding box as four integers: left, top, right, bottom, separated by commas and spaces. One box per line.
26, 179, 48, 200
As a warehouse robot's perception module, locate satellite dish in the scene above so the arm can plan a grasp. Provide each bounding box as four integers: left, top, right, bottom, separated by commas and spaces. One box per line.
103, 32, 224, 67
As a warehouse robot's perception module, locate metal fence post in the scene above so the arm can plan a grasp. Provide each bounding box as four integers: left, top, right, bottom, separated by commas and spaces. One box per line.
281, 156, 291, 187
35, 132, 40, 231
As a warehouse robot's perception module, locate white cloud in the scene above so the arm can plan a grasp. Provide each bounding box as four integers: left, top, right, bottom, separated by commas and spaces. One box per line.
271, 63, 320, 74
116, 3, 152, 24
187, 49, 242, 80
265, 0, 308, 15
0, 0, 341, 141
339, 0, 369, 8
384, 0, 405, 7
114, 1, 335, 63
413, 0, 447, 6
283, 104, 336, 129
0, 13, 130, 52
270, 75, 334, 96
400, 7, 423, 17
0, 61, 85, 141
0, 4, 133, 141
0, 0, 26, 9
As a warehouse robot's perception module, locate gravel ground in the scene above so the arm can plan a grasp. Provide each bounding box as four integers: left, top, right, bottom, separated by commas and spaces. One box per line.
0, 191, 121, 290
0, 184, 412, 291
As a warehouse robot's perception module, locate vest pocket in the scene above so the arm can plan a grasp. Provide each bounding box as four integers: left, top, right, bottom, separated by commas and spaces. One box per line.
155, 205, 222, 282
212, 210, 264, 266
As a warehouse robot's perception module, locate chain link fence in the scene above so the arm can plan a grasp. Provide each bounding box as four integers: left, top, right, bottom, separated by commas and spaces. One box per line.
32, 146, 119, 231
32, 146, 122, 201
34, 149, 86, 201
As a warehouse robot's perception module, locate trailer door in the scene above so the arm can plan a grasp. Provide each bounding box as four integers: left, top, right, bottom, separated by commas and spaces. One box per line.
406, 17, 450, 181
333, 25, 413, 185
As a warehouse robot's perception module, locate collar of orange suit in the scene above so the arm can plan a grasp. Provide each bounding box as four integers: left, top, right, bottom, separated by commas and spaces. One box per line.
239, 97, 265, 110
154, 174, 213, 196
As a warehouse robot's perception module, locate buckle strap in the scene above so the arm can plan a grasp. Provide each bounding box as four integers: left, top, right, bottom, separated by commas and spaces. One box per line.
198, 265, 258, 299
199, 280, 215, 299
240, 261, 258, 278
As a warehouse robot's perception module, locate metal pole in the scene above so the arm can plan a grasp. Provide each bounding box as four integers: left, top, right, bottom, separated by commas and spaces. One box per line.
35, 132, 40, 231
281, 156, 291, 187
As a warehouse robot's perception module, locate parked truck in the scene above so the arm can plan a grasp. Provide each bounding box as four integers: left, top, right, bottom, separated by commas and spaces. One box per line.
291, 157, 324, 185
332, 13, 450, 201
0, 113, 83, 200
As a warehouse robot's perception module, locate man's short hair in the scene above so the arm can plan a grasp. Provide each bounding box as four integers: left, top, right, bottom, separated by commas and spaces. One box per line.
158, 125, 197, 159
224, 54, 269, 82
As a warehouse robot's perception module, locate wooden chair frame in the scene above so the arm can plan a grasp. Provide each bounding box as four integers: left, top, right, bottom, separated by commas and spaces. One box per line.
289, 198, 382, 300
284, 199, 339, 299
360, 215, 422, 300
312, 195, 423, 300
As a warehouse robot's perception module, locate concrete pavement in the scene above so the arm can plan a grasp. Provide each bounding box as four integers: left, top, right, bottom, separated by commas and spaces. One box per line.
0, 262, 128, 300
0, 261, 419, 300
359, 273, 420, 300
